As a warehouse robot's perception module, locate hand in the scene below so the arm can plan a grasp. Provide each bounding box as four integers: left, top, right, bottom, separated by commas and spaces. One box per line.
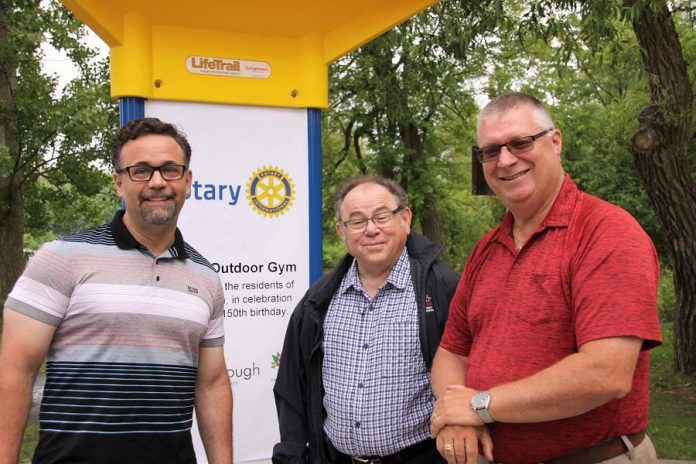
435, 425, 493, 464
431, 385, 483, 437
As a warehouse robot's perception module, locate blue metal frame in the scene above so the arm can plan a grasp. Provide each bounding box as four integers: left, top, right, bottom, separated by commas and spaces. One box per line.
119, 97, 145, 125
118, 98, 145, 209
307, 109, 323, 284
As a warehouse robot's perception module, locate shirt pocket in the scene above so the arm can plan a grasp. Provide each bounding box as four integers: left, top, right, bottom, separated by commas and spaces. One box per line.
379, 320, 426, 378
513, 270, 567, 326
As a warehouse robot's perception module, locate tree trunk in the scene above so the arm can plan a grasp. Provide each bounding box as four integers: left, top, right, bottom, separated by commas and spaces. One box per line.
399, 120, 447, 255
0, 193, 25, 310
0, 5, 26, 309
629, 1, 696, 376
362, 37, 448, 254
420, 202, 446, 255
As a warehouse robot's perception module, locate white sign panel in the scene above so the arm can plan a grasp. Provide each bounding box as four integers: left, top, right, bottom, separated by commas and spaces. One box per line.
146, 101, 309, 462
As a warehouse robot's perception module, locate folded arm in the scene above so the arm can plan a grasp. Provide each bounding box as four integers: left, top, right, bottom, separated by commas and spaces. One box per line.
432, 336, 642, 433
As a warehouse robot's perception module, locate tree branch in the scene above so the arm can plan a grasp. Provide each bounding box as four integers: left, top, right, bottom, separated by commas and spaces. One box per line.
353, 127, 367, 175
333, 118, 355, 172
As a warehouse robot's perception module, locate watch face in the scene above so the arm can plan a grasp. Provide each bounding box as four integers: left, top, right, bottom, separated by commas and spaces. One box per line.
472, 392, 490, 409
471, 391, 494, 423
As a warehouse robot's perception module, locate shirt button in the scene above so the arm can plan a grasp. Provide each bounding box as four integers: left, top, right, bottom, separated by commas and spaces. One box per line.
357, 383, 364, 389
513, 263, 519, 269
355, 422, 361, 428
156, 276, 160, 281
362, 343, 369, 349
368, 304, 374, 311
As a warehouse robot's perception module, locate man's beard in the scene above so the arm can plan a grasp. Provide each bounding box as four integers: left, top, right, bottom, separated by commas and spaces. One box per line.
139, 189, 178, 225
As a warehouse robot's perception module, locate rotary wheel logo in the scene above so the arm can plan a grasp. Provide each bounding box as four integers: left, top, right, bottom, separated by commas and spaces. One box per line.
247, 167, 295, 217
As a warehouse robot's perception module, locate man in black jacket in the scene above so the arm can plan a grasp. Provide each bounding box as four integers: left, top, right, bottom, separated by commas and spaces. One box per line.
273, 175, 459, 464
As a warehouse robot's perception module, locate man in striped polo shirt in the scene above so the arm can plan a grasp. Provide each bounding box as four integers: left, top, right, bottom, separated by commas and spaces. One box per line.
0, 118, 233, 463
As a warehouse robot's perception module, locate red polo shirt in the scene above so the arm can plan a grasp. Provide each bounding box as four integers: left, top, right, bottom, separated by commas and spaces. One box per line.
440, 174, 662, 464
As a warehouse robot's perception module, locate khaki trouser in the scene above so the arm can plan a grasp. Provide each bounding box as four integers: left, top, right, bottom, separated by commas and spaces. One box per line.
477, 434, 657, 464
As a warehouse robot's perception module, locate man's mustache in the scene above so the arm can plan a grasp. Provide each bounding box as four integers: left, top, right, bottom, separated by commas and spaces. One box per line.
139, 189, 175, 201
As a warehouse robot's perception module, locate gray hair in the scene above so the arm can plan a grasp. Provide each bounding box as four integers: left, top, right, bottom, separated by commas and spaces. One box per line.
334, 175, 408, 221
477, 92, 555, 138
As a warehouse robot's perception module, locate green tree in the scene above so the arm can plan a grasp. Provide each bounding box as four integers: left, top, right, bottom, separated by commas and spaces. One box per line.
479, 11, 667, 254
325, 1, 503, 267
627, 0, 696, 376
0, 0, 118, 306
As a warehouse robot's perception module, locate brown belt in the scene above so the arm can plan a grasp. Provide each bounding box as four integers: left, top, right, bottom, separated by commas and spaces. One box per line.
544, 429, 646, 464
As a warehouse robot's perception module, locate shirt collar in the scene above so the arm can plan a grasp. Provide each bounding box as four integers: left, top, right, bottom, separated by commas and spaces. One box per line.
339, 260, 362, 294
495, 173, 579, 242
541, 173, 578, 228
110, 210, 188, 260
338, 247, 411, 294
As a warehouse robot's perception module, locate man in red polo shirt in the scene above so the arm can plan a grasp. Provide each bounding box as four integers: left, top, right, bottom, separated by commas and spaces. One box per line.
429, 92, 662, 464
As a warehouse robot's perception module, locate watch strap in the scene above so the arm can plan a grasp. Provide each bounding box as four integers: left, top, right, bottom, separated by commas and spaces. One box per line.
476, 404, 494, 424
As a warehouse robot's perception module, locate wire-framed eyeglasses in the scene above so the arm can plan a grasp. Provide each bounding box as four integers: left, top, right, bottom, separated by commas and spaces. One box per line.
473, 128, 553, 163
340, 206, 404, 232
117, 164, 188, 182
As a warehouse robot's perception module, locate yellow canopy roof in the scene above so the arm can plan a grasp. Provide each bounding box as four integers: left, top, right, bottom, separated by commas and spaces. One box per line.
61, 0, 439, 108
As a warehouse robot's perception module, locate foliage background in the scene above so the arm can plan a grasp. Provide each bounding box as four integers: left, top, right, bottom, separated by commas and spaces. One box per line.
2, 0, 695, 459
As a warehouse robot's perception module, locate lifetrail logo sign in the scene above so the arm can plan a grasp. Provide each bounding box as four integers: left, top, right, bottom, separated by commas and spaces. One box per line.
186, 55, 271, 79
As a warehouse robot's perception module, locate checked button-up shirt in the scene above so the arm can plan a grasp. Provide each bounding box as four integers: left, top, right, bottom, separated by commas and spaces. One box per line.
322, 248, 433, 457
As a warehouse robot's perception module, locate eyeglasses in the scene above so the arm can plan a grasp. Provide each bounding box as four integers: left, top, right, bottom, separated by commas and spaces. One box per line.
117, 164, 188, 182
473, 128, 553, 163
340, 206, 404, 232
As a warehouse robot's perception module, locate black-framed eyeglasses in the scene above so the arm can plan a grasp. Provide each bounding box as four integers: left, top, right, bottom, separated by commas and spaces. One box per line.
117, 164, 188, 182
473, 128, 553, 163
340, 206, 404, 232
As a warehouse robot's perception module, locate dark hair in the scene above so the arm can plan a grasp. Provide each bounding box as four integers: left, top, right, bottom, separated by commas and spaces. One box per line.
477, 92, 555, 134
111, 117, 192, 170
333, 175, 408, 220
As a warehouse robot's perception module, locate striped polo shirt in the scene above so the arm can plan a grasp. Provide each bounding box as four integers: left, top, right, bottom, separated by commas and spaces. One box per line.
5, 211, 225, 464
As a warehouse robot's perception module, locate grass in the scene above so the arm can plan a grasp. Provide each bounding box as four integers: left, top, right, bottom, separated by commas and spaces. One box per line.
19, 423, 39, 464
648, 322, 696, 459
16, 325, 696, 461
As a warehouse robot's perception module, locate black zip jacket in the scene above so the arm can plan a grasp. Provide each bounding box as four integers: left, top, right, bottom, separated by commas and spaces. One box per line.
272, 233, 460, 464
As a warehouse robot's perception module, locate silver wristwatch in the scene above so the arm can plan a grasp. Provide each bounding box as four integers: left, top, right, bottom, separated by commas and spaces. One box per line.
471, 391, 494, 424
